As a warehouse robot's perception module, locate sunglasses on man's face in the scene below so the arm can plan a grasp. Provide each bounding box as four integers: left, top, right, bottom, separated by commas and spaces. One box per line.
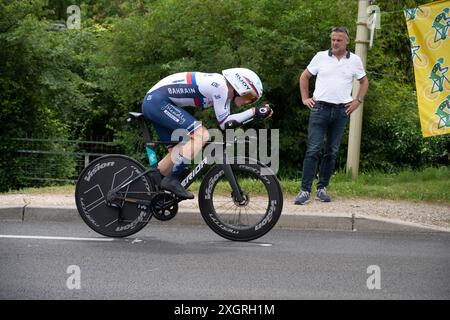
332, 27, 349, 37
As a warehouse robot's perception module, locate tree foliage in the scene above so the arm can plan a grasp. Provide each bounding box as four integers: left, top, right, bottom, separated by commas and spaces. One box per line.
1, 0, 448, 191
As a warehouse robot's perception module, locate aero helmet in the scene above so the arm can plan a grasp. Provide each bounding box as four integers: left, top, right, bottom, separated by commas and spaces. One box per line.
222, 68, 263, 100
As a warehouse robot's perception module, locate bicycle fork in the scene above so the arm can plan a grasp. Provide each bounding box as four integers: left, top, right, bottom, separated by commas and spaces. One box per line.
221, 163, 245, 204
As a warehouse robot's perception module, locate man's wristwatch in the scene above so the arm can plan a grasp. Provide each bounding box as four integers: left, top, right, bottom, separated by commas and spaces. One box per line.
357, 96, 364, 103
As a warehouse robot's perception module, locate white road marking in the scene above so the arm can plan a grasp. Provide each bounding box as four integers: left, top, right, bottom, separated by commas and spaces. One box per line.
0, 235, 114, 242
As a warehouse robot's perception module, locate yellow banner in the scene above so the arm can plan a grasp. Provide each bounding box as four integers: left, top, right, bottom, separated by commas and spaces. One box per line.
405, 0, 450, 137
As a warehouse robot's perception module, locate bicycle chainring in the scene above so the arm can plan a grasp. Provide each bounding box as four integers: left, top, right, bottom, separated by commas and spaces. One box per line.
151, 192, 179, 221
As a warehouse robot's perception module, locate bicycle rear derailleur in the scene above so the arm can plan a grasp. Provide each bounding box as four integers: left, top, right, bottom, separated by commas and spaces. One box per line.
150, 192, 179, 221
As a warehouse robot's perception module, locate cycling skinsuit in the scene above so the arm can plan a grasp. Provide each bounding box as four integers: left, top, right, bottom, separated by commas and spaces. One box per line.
141, 72, 254, 146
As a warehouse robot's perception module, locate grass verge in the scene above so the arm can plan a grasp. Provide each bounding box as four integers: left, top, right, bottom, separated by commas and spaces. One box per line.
283, 166, 450, 204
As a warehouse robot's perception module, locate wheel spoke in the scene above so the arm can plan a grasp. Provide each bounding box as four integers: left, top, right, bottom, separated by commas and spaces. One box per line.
199, 162, 282, 241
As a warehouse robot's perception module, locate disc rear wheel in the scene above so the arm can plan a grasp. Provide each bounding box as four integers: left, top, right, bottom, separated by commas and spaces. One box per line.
75, 155, 154, 238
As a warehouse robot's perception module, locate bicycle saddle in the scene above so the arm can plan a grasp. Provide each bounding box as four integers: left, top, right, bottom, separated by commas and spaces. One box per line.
128, 112, 144, 119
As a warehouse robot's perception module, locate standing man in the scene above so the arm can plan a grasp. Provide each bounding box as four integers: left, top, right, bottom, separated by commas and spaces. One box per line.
295, 27, 369, 205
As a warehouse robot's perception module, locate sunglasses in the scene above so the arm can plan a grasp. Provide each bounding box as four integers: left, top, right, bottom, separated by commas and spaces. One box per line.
331, 27, 349, 37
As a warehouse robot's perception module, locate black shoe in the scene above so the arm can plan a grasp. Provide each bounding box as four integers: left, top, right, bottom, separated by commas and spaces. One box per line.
160, 176, 194, 199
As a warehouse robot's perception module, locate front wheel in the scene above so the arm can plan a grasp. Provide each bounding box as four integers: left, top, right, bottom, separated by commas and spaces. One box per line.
198, 159, 283, 241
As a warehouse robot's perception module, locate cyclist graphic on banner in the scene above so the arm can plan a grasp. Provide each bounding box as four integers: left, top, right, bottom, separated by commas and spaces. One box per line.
405, 0, 450, 137
435, 95, 450, 129
410, 36, 429, 68
429, 57, 450, 93
410, 36, 421, 60
432, 7, 450, 42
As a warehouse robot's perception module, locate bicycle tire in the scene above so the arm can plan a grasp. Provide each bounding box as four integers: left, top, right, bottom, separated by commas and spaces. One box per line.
198, 158, 283, 241
75, 154, 154, 238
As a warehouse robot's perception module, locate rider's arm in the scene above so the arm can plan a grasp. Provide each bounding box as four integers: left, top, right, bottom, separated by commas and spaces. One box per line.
210, 79, 256, 130
219, 108, 255, 130
218, 104, 272, 130
214, 93, 254, 130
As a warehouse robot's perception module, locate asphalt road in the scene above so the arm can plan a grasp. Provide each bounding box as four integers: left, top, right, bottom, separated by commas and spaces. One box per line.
0, 220, 449, 300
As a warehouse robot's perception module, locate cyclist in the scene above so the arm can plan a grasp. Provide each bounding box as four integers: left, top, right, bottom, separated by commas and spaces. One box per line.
141, 68, 273, 199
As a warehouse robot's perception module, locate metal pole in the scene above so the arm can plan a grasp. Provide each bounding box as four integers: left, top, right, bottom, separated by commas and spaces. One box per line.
346, 0, 369, 179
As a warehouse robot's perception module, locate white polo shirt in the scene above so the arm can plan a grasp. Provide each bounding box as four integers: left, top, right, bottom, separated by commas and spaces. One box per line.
307, 49, 366, 104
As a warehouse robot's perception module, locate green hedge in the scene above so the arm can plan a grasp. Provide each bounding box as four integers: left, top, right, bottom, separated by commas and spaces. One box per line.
1, 0, 448, 191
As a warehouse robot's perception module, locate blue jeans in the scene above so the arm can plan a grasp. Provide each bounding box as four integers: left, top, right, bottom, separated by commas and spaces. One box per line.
301, 101, 349, 192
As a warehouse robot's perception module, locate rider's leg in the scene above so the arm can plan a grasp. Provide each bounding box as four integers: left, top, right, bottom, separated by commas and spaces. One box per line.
142, 94, 208, 198
158, 152, 174, 177
158, 126, 210, 176
160, 126, 210, 199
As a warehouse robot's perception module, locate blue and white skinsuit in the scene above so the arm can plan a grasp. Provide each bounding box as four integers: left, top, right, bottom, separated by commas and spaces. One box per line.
141, 71, 255, 146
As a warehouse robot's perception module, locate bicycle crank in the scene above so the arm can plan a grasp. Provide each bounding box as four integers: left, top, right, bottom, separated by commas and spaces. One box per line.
151, 192, 179, 221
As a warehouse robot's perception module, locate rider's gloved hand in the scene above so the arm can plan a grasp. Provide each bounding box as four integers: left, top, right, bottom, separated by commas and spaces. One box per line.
254, 104, 273, 120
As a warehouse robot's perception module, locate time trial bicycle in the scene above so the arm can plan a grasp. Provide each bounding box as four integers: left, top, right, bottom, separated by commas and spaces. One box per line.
75, 112, 283, 241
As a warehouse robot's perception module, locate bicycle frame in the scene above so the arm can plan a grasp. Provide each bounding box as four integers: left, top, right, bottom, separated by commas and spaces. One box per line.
110, 113, 245, 204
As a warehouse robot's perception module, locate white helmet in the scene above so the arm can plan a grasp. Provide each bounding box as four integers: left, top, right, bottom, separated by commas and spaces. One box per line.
222, 68, 263, 100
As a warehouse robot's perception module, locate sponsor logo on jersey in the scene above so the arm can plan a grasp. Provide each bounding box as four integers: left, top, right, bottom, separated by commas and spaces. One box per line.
161, 104, 186, 124
168, 87, 197, 95
217, 111, 229, 121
